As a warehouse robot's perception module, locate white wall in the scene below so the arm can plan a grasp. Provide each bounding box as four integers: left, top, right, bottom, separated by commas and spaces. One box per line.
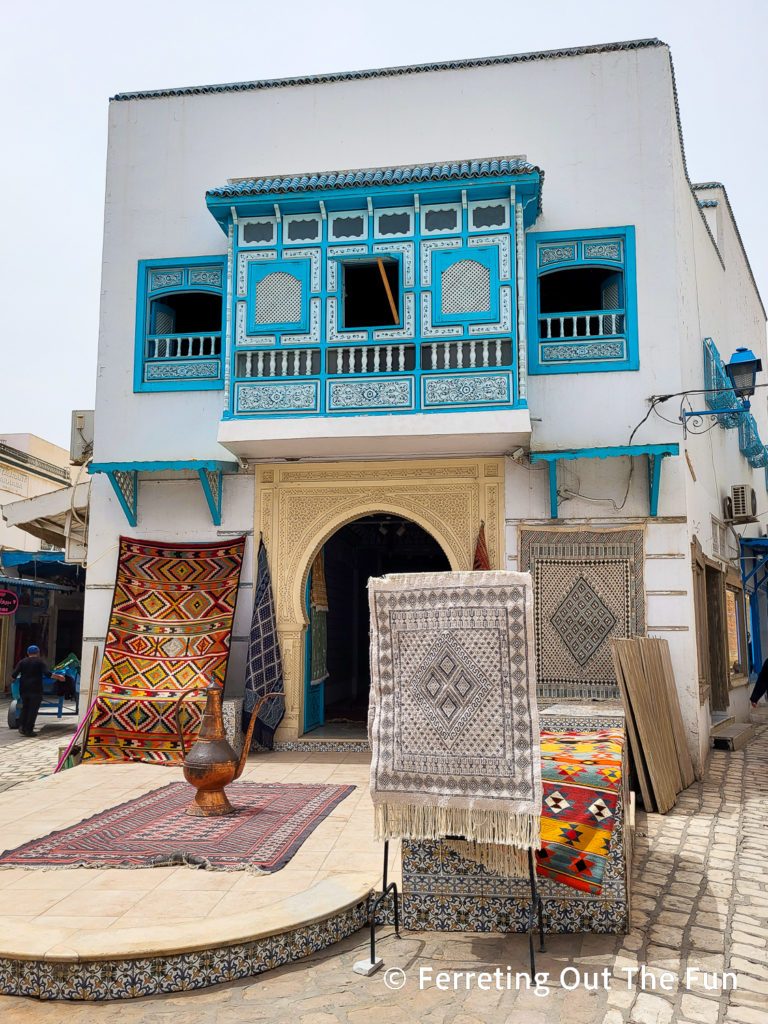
95, 44, 680, 463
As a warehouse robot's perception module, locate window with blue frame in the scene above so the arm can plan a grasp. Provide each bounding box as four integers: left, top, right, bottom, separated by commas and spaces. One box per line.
526, 226, 638, 374
134, 256, 226, 392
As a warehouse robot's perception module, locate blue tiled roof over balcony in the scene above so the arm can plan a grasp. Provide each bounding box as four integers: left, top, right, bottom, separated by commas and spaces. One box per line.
208, 158, 542, 199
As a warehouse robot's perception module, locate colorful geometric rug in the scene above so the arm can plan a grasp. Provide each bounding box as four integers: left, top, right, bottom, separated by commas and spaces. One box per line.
535, 729, 625, 894
519, 526, 645, 699
84, 537, 245, 765
368, 571, 541, 870
0, 782, 355, 872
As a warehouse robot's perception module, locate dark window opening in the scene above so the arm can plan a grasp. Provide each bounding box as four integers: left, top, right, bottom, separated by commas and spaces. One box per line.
342, 260, 399, 329
149, 292, 222, 335
539, 267, 623, 315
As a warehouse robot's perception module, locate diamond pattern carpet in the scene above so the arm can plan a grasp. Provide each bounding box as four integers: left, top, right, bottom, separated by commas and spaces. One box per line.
0, 782, 355, 872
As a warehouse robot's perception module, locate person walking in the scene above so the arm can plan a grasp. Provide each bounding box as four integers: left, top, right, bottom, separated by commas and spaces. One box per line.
11, 646, 64, 737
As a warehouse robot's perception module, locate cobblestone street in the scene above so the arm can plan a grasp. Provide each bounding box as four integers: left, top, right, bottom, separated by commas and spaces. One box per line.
0, 715, 766, 1023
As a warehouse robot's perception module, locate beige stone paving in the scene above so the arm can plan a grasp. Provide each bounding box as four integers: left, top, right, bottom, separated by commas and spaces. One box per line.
1, 716, 768, 1021
0, 746, 396, 953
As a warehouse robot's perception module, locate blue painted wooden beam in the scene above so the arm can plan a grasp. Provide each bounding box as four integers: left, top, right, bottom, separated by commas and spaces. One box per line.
530, 443, 679, 463
89, 459, 239, 475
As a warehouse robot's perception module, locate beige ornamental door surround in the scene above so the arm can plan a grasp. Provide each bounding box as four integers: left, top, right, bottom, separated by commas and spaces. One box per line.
255, 457, 505, 740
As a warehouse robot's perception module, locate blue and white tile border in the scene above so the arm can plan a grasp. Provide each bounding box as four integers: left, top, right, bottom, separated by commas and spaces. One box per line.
0, 899, 370, 1001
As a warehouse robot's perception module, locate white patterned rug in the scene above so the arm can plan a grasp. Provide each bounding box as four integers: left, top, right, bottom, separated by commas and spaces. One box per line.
519, 527, 645, 700
368, 571, 542, 869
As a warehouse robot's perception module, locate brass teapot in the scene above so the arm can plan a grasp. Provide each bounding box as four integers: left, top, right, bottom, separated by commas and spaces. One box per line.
175, 678, 282, 816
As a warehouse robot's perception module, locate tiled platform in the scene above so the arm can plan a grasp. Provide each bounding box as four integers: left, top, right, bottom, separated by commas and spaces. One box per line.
0, 750, 397, 1000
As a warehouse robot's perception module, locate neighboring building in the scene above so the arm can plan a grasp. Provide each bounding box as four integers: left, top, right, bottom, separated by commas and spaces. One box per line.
84, 39, 766, 771
0, 435, 84, 679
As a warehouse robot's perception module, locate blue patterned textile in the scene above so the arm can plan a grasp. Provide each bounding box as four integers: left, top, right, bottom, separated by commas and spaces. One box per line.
243, 539, 284, 749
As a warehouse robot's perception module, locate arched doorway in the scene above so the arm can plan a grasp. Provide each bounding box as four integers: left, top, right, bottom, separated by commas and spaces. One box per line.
304, 514, 450, 736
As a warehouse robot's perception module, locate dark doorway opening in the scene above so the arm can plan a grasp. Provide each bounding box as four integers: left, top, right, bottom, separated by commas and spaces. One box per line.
313, 515, 450, 735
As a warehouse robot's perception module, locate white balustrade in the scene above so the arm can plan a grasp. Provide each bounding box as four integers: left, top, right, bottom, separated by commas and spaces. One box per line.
539, 311, 625, 339
236, 348, 319, 379
423, 340, 510, 371
147, 334, 222, 359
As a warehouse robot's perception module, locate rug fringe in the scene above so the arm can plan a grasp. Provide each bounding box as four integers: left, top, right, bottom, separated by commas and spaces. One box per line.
445, 839, 530, 878
374, 803, 541, 850
0, 856, 269, 874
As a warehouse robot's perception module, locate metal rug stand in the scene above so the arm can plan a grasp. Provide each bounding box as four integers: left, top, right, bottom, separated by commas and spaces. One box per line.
353, 839, 399, 976
355, 840, 546, 977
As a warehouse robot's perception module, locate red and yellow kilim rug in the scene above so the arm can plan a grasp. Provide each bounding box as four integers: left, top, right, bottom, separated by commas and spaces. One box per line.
535, 729, 625, 894
83, 536, 245, 765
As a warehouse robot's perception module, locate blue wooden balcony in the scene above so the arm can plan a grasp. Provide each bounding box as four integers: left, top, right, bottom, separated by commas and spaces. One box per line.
230, 336, 516, 417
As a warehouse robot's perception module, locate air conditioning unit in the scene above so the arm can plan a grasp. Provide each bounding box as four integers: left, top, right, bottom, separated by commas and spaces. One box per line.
724, 484, 757, 523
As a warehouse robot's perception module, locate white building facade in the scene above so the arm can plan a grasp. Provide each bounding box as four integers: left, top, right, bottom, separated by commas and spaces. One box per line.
84, 39, 766, 772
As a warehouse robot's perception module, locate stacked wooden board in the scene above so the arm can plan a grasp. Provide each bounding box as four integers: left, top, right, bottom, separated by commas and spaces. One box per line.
610, 637, 696, 813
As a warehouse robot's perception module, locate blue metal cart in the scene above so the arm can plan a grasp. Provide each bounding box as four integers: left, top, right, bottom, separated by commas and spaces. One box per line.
7, 669, 80, 730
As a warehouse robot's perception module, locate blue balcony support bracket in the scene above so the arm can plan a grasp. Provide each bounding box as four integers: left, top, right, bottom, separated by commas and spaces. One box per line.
530, 443, 679, 519
648, 453, 664, 517
89, 459, 239, 527
548, 461, 559, 520
198, 467, 224, 526
103, 469, 138, 526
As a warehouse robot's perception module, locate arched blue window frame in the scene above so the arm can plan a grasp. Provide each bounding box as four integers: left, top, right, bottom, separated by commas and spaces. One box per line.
526, 226, 638, 375
134, 255, 226, 392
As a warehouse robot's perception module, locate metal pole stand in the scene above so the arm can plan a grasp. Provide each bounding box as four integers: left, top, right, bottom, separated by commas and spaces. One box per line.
525, 847, 547, 977
353, 839, 400, 976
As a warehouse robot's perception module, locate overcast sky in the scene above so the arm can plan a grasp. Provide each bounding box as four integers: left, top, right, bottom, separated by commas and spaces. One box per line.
1, 0, 766, 450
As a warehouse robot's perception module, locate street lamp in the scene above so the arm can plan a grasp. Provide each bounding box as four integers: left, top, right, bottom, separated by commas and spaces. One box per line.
681, 346, 762, 433
725, 347, 762, 405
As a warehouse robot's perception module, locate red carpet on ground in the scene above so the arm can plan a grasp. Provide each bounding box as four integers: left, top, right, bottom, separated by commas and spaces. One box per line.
0, 782, 355, 873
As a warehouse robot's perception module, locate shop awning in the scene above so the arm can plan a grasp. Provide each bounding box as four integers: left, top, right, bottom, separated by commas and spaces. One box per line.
88, 460, 239, 527
529, 443, 679, 519
1, 482, 89, 559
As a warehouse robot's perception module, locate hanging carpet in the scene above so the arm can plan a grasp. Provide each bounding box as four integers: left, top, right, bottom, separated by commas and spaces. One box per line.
83, 537, 245, 765
243, 538, 285, 750
0, 782, 355, 872
368, 571, 542, 874
519, 526, 645, 700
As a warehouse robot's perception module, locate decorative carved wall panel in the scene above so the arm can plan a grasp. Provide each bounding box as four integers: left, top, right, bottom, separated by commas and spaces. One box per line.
255, 458, 504, 739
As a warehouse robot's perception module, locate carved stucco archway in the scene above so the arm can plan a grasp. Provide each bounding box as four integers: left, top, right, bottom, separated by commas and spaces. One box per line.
255, 457, 504, 740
